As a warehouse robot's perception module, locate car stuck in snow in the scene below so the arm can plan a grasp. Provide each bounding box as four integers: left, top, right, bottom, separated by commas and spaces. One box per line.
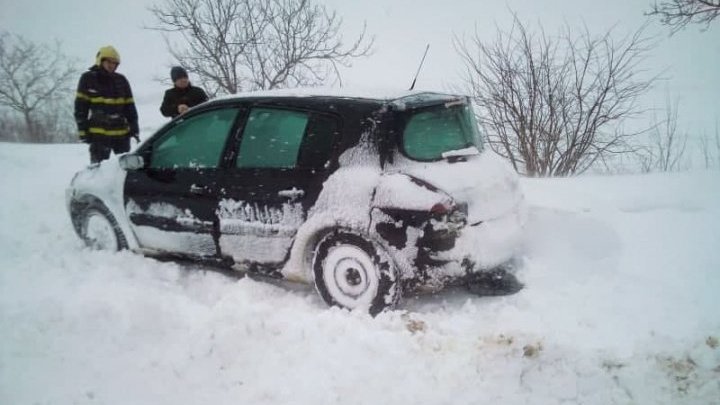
66, 89, 526, 314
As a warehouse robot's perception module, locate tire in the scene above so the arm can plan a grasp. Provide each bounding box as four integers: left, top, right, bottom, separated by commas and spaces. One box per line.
312, 231, 400, 315
78, 202, 128, 251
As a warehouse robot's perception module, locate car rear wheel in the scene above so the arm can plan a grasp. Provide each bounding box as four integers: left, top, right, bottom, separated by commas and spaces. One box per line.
79, 204, 128, 251
312, 231, 400, 315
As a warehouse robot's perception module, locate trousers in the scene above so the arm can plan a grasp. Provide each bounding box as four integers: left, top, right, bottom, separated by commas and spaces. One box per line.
89, 137, 131, 163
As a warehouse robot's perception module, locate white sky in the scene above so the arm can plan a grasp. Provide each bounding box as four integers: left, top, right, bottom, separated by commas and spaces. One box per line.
1, 0, 718, 138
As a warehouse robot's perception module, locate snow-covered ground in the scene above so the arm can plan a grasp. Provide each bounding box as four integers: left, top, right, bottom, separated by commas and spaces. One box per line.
1, 142, 719, 404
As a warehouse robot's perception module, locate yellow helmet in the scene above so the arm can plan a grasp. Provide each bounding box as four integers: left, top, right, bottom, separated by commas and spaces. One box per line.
95, 46, 120, 66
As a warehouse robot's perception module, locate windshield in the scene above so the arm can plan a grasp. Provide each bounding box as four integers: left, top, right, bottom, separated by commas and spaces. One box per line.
402, 103, 483, 161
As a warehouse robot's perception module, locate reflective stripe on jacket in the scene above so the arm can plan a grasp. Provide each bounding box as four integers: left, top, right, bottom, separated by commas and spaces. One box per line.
74, 65, 138, 141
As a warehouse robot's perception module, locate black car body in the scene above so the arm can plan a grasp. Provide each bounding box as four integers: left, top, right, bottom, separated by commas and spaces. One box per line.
67, 90, 525, 314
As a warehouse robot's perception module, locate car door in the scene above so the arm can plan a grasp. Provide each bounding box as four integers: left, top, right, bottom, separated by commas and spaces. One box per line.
124, 106, 241, 258
217, 106, 340, 269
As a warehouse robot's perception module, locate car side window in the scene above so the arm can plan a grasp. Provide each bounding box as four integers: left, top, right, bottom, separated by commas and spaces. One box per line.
150, 108, 238, 169
297, 114, 339, 169
236, 108, 309, 169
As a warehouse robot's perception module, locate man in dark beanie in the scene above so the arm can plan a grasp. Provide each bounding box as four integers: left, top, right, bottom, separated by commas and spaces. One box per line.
74, 45, 139, 163
160, 66, 208, 119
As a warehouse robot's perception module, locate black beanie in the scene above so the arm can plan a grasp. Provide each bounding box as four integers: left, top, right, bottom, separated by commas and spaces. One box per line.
171, 66, 188, 82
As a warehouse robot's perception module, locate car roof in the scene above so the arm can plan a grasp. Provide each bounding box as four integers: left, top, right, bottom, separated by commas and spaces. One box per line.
207, 88, 466, 113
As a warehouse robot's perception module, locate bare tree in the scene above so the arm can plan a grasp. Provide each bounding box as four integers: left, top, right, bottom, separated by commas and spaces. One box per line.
713, 120, 720, 169
456, 15, 656, 176
0, 108, 22, 142
648, 97, 688, 171
647, 0, 720, 33
634, 146, 656, 173
695, 119, 720, 170
148, 0, 372, 95
699, 131, 713, 169
0, 32, 78, 142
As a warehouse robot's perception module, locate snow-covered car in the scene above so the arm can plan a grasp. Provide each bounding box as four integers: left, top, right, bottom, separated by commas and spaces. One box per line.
67, 90, 526, 314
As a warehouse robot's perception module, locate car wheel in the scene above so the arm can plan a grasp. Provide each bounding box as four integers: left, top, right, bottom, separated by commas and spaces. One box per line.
312, 231, 400, 315
80, 203, 128, 251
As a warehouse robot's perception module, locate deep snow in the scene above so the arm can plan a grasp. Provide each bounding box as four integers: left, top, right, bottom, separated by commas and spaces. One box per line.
1, 142, 719, 404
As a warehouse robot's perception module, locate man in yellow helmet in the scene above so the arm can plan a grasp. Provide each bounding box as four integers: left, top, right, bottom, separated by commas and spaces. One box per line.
74, 46, 139, 163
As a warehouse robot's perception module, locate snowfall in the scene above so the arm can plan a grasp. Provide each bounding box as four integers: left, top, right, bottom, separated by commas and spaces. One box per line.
1, 142, 719, 405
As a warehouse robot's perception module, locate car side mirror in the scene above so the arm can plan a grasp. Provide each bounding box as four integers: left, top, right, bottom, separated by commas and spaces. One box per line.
119, 154, 145, 170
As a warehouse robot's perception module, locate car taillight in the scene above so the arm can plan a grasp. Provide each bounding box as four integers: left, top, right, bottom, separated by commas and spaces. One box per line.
430, 203, 451, 215
430, 202, 467, 225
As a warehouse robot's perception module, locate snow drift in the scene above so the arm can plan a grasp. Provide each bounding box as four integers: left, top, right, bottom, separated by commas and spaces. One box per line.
1, 142, 719, 404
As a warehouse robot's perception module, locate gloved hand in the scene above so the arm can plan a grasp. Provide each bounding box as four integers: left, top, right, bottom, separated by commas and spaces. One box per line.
129, 122, 140, 142
77, 121, 89, 143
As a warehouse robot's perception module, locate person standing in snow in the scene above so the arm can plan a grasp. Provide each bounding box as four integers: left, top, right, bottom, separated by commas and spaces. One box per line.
160, 66, 208, 119
74, 46, 139, 164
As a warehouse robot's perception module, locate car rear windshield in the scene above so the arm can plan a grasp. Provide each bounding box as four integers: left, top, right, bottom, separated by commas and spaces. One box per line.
402, 103, 482, 161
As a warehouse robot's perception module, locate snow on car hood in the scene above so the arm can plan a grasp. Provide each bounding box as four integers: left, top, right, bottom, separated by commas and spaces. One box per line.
390, 151, 523, 223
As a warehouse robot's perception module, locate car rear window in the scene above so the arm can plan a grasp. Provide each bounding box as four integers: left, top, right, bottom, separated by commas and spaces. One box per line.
402, 104, 482, 161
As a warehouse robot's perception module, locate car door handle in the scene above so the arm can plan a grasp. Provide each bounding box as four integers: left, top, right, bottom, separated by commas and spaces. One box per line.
189, 184, 209, 195
278, 188, 304, 199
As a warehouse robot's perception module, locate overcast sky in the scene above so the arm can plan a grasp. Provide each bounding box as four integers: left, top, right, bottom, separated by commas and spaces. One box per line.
1, 0, 717, 138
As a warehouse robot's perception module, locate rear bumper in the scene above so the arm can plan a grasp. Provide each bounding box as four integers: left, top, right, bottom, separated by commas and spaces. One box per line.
450, 204, 526, 271
372, 202, 526, 291
415, 208, 525, 292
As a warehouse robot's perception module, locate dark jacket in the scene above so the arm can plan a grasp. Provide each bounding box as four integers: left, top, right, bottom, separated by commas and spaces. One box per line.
160, 84, 208, 118
74, 65, 138, 143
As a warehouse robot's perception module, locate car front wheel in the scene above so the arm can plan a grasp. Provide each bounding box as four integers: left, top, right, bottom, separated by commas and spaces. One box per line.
312, 231, 400, 315
79, 203, 128, 251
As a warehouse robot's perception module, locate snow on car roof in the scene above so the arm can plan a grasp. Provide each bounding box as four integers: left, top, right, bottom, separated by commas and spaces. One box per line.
213, 87, 465, 108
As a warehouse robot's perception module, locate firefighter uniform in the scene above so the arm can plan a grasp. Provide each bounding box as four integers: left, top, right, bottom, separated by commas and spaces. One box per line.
74, 46, 139, 163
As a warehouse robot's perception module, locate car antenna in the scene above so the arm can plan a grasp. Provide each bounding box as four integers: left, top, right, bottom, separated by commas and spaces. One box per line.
409, 44, 430, 91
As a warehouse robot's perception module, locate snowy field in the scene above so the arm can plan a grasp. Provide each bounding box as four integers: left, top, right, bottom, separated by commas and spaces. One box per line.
1, 142, 719, 404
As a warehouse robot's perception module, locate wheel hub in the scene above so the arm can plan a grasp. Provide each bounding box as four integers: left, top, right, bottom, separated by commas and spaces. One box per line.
322, 244, 378, 307
345, 267, 362, 286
